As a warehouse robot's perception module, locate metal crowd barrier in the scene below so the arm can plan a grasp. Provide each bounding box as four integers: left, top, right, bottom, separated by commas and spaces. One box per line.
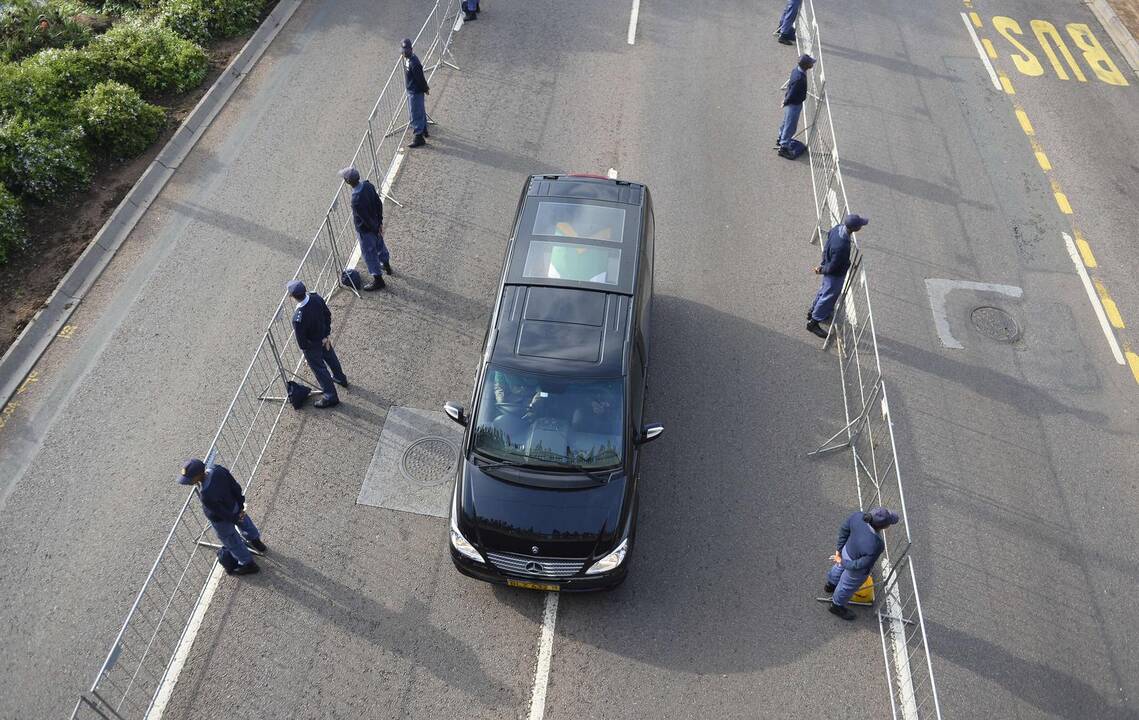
795, 0, 943, 718
69, 2, 462, 718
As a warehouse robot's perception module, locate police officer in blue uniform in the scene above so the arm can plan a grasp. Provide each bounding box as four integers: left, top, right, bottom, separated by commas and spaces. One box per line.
775, 0, 802, 45
807, 213, 868, 338
340, 166, 390, 291
824, 507, 900, 620
179, 458, 265, 576
402, 38, 430, 148
288, 280, 347, 408
777, 54, 814, 157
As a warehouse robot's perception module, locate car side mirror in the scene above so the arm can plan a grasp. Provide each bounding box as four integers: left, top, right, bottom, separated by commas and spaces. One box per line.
638, 423, 664, 445
443, 401, 467, 426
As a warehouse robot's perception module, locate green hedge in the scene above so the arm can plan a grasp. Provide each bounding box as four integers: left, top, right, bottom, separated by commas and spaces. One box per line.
88, 19, 209, 96
0, 117, 92, 203
75, 81, 166, 157
0, 1, 94, 63
158, 0, 267, 44
0, 183, 24, 263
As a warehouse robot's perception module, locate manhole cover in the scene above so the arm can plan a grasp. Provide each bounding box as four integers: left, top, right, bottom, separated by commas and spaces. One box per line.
971, 306, 1020, 342
400, 436, 458, 485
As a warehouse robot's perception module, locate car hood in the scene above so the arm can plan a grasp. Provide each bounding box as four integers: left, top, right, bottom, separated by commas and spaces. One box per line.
460, 461, 628, 559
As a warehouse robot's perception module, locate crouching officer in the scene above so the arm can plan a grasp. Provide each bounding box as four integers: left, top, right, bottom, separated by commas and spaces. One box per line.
179, 458, 266, 576
824, 506, 899, 620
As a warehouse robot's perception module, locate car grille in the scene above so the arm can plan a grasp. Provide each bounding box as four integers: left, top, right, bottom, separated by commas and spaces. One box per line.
485, 551, 585, 579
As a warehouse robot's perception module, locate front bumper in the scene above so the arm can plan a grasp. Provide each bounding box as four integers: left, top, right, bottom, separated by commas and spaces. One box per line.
450, 546, 628, 592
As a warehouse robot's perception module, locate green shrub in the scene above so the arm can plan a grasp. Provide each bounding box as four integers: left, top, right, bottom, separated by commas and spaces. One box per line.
0, 183, 25, 264
0, 47, 111, 122
0, 116, 92, 202
88, 19, 208, 96
158, 0, 266, 44
74, 81, 165, 157
0, 0, 94, 62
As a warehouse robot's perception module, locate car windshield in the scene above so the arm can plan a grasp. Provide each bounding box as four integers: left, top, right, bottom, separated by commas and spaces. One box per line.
472, 368, 623, 470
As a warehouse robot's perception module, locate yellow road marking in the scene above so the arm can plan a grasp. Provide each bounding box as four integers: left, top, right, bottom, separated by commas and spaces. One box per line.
1034, 151, 1051, 170
1127, 350, 1139, 385
998, 71, 1016, 94
16, 371, 38, 395
981, 38, 998, 59
1051, 181, 1073, 213
1093, 279, 1125, 327
0, 401, 18, 431
970, 11, 983, 28
1074, 229, 1097, 267
58, 324, 76, 339
1015, 109, 1035, 135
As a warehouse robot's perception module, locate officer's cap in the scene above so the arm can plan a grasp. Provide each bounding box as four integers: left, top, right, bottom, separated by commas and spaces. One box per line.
843, 213, 869, 230
287, 279, 306, 299
866, 507, 900, 528
401, 38, 413, 50
339, 166, 360, 184
799, 54, 816, 67
178, 458, 205, 485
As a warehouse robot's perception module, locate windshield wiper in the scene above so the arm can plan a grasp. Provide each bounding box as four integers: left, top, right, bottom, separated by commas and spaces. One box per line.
556, 463, 618, 482
472, 453, 527, 470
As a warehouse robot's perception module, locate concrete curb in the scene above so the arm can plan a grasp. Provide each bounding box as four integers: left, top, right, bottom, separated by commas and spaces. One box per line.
0, 0, 305, 412
1086, 0, 1139, 76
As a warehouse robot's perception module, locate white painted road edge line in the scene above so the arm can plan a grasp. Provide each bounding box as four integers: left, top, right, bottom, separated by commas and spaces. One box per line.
607, 167, 618, 179
627, 0, 641, 45
1063, 232, 1125, 364
527, 592, 560, 720
960, 13, 1001, 91
347, 150, 407, 269
147, 564, 224, 720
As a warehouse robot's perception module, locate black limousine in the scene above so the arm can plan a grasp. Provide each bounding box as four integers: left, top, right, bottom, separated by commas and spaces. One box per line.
443, 173, 662, 591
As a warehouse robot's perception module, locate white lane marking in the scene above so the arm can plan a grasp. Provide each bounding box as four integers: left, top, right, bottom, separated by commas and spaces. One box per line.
1063, 232, 1125, 364
526, 592, 560, 720
146, 564, 224, 719
960, 13, 1001, 91
627, 0, 641, 45
924, 278, 1023, 349
347, 150, 406, 269
607, 167, 618, 179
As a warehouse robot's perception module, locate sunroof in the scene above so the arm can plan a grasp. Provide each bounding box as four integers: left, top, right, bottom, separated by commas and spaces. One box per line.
522, 241, 621, 286
532, 202, 625, 243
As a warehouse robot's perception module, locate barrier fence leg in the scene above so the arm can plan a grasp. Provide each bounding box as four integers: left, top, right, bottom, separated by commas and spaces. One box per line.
260, 330, 294, 402
807, 380, 880, 457
325, 218, 362, 300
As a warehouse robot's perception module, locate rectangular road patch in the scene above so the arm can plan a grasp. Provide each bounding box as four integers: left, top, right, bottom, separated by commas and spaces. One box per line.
357, 406, 463, 518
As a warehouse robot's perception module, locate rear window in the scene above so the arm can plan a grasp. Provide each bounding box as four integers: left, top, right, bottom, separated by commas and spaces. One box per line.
522, 241, 621, 286
533, 201, 625, 243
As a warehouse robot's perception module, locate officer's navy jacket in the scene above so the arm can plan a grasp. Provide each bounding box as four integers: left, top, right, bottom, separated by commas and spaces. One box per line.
819, 224, 852, 277
200, 465, 245, 524
404, 54, 429, 94
783, 67, 808, 106
835, 511, 885, 572
351, 180, 384, 236
292, 293, 333, 353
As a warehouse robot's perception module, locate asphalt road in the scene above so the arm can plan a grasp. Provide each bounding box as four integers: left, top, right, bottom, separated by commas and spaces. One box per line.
2, 0, 1137, 718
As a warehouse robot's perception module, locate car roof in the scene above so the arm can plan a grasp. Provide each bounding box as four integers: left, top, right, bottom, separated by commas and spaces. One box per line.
503, 175, 646, 296
489, 285, 631, 377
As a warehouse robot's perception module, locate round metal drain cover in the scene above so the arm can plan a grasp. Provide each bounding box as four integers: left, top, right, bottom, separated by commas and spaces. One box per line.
971, 306, 1020, 342
401, 436, 458, 486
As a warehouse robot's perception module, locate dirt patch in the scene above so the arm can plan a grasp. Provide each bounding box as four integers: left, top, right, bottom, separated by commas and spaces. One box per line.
1107, 0, 1139, 45
0, 32, 253, 356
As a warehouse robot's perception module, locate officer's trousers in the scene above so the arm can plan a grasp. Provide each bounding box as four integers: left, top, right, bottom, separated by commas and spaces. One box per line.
357, 231, 390, 276
778, 102, 803, 149
303, 346, 346, 401
407, 91, 427, 135
211, 514, 261, 567
826, 546, 870, 607
809, 272, 846, 322
778, 0, 802, 39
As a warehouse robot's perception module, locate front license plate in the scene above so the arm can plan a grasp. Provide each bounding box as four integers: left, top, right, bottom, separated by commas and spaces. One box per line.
507, 579, 560, 592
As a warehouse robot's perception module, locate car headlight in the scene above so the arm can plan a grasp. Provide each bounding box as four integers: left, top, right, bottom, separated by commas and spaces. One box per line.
450, 511, 484, 564
585, 538, 629, 575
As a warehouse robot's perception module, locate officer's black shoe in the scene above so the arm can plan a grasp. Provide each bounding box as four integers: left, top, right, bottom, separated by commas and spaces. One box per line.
422, 128, 429, 138
409, 134, 426, 148
807, 320, 828, 338
778, 146, 795, 159
231, 561, 261, 576
333, 376, 349, 388
363, 274, 385, 291
778, 36, 795, 45
245, 537, 268, 553
464, 11, 476, 20
382, 261, 393, 274
824, 582, 837, 593
313, 397, 339, 409
828, 603, 857, 621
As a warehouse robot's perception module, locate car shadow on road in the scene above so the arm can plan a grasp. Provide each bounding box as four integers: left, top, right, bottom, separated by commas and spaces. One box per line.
553, 293, 883, 677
